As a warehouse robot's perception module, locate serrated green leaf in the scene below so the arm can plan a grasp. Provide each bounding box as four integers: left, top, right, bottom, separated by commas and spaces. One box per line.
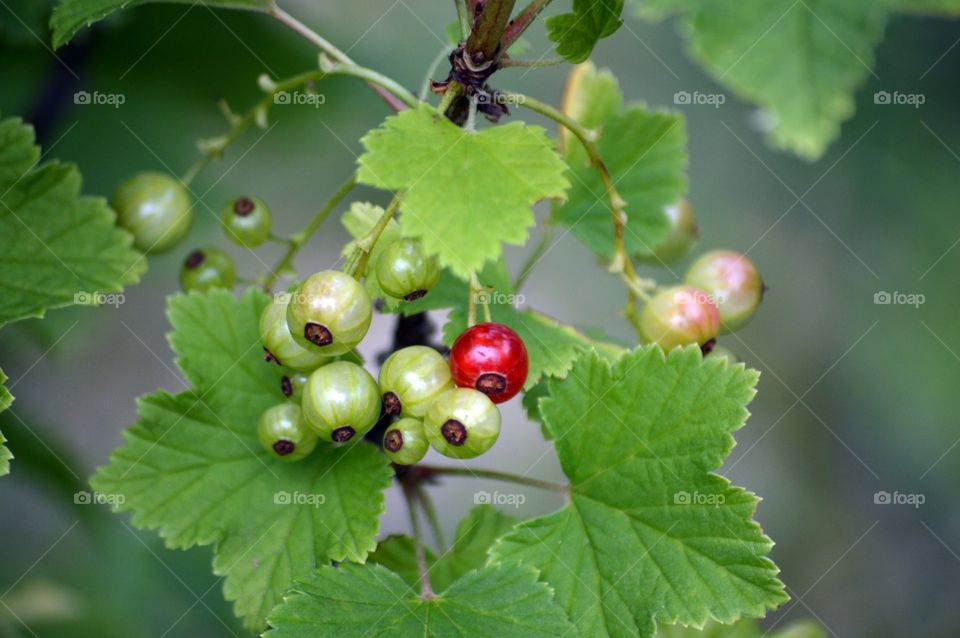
50, 0, 271, 48
370, 504, 517, 592
548, 0, 626, 63
265, 562, 575, 637
0, 116, 145, 326
0, 369, 13, 476
340, 201, 403, 310
91, 289, 393, 630
553, 102, 687, 259
357, 105, 569, 279
896, 0, 960, 13
491, 347, 786, 638
639, 0, 886, 159
658, 619, 826, 638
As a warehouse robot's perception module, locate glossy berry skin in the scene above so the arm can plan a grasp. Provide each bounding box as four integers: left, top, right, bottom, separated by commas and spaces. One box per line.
258, 403, 317, 462
286, 271, 372, 356
222, 195, 272, 248
280, 371, 309, 402
425, 388, 501, 459
684, 250, 762, 333
375, 239, 440, 301
382, 418, 429, 465
259, 294, 329, 372
449, 323, 528, 404
378, 346, 453, 418
639, 285, 720, 352
179, 247, 236, 293
112, 172, 192, 254
641, 199, 698, 263
301, 361, 380, 444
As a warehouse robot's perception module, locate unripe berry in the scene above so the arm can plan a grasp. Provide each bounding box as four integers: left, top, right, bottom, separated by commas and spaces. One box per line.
286, 271, 372, 356
639, 285, 720, 351
222, 195, 272, 248
378, 346, 453, 418
179, 247, 236, 293
684, 250, 763, 332
382, 418, 429, 465
112, 172, 192, 254
375, 239, 440, 301
259, 294, 329, 372
424, 388, 501, 459
280, 371, 309, 402
641, 198, 698, 263
258, 403, 317, 462
449, 323, 528, 404
301, 361, 380, 443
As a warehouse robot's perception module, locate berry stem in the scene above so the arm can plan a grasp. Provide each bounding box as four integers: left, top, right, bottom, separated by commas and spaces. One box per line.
415, 464, 569, 494
467, 272, 492, 326
415, 484, 447, 551
421, 46, 454, 102
263, 175, 358, 292
345, 192, 404, 280
268, 3, 409, 112
503, 90, 658, 332
319, 56, 419, 108
498, 57, 566, 68
514, 221, 554, 291
402, 482, 436, 599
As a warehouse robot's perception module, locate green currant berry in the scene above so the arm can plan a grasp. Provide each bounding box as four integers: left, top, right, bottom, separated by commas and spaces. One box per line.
112, 172, 192, 254
383, 418, 429, 465
179, 247, 236, 293
424, 388, 501, 459
684, 250, 763, 333
378, 346, 453, 418
222, 195, 272, 248
639, 285, 720, 352
286, 271, 372, 356
259, 294, 330, 372
375, 239, 440, 301
258, 403, 317, 462
301, 361, 380, 443
706, 345, 739, 364
642, 198, 698, 263
280, 371, 310, 402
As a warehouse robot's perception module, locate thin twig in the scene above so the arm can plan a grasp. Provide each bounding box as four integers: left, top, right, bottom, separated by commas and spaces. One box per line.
402, 483, 436, 599
417, 464, 569, 494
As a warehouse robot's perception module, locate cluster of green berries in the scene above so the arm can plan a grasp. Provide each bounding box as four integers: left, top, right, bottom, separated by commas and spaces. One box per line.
637, 200, 764, 354
255, 269, 529, 465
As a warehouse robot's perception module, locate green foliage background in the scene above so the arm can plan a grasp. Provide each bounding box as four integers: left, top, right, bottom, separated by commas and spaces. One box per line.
1, 1, 958, 636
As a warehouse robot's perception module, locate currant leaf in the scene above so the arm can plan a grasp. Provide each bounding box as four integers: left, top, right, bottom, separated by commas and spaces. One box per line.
491, 347, 787, 637
553, 93, 688, 259
548, 0, 626, 63
369, 504, 517, 592
0, 116, 145, 326
265, 562, 575, 637
50, 0, 271, 48
340, 201, 402, 310
636, 0, 886, 160
90, 289, 393, 631
0, 369, 12, 476
356, 105, 569, 279
658, 618, 825, 638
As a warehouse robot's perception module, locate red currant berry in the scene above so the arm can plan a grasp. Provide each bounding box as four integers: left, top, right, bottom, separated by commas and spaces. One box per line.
449, 323, 528, 404
639, 285, 720, 352
684, 250, 763, 332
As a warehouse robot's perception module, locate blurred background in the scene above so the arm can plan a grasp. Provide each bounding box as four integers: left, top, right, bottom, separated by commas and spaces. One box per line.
1, 1, 958, 636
